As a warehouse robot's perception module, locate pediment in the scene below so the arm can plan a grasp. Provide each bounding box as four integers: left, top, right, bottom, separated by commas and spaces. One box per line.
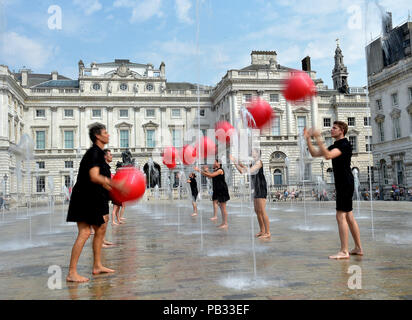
115, 121, 133, 128
292, 106, 310, 113
142, 120, 159, 128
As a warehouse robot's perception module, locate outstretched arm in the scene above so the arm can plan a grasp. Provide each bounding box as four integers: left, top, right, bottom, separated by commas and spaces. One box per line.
313, 133, 342, 160
194, 167, 223, 178
304, 128, 323, 158
229, 155, 246, 174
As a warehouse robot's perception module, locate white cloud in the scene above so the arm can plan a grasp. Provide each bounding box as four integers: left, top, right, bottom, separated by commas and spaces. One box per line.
73, 0, 102, 16
175, 0, 193, 24
113, 0, 163, 23
1, 32, 54, 69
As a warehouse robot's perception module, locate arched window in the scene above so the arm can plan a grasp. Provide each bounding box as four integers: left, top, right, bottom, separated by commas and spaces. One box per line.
273, 169, 283, 185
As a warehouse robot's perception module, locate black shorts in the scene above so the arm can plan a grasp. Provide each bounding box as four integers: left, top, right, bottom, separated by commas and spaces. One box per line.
336, 187, 354, 212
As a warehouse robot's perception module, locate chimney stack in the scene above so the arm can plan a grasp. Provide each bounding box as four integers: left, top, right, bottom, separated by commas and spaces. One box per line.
302, 56, 311, 72
51, 70, 58, 80
20, 68, 31, 87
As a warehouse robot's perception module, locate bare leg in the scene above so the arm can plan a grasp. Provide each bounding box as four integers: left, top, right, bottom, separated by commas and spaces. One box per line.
67, 222, 91, 282
191, 201, 198, 216
254, 199, 264, 237
210, 200, 218, 220
102, 215, 115, 247
346, 211, 363, 255
258, 199, 271, 238
91, 223, 115, 275
329, 211, 350, 259
119, 205, 126, 223
217, 202, 228, 228
112, 205, 119, 225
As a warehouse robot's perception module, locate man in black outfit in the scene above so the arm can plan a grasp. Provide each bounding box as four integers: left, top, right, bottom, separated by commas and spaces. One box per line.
305, 121, 363, 259
66, 124, 118, 282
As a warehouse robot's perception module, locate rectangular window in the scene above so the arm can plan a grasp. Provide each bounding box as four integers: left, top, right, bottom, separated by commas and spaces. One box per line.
119, 109, 129, 118
393, 118, 401, 139
36, 109, 46, 118
378, 122, 385, 142
92, 109, 101, 118
64, 109, 73, 118
391, 93, 398, 106
36, 161, 45, 169
64, 131, 74, 149
64, 175, 72, 188
146, 109, 155, 117
172, 129, 182, 147
36, 176, 45, 193
243, 94, 252, 103
199, 109, 205, 117
347, 117, 355, 126
376, 99, 382, 110
325, 137, 333, 147
365, 136, 373, 152
323, 118, 331, 127
272, 116, 280, 136
367, 166, 375, 183
146, 129, 155, 148
395, 161, 404, 185
364, 117, 371, 126
270, 94, 279, 103
36, 131, 45, 149
297, 116, 306, 134
304, 163, 311, 181
64, 161, 73, 169
120, 130, 129, 148
171, 109, 181, 118
349, 136, 357, 152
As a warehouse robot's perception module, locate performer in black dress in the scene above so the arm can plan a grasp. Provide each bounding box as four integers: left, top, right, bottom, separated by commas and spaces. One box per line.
195, 159, 230, 229
305, 121, 363, 259
187, 172, 198, 216
231, 149, 271, 238
66, 123, 120, 282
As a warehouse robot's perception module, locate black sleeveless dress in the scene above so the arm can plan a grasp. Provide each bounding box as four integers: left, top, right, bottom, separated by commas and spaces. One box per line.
212, 168, 230, 203
66, 144, 110, 226
251, 161, 267, 199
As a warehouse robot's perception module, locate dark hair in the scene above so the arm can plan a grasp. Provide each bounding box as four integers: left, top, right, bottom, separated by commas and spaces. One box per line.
215, 158, 222, 168
103, 149, 111, 155
333, 121, 348, 136
89, 123, 106, 143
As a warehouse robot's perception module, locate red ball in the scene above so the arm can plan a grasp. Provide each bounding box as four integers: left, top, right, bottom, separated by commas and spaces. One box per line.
283, 71, 316, 102
162, 146, 177, 169
179, 144, 197, 165
246, 98, 274, 129
196, 136, 216, 159
215, 121, 236, 143
110, 167, 146, 204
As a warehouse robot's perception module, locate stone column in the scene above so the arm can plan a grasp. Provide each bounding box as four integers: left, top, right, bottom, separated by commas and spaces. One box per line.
78, 106, 86, 148
230, 90, 238, 126
286, 101, 293, 135
106, 106, 113, 148
310, 95, 318, 128
50, 106, 57, 149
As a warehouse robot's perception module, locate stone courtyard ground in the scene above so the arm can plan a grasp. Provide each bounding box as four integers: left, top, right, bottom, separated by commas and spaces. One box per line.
0, 199, 411, 300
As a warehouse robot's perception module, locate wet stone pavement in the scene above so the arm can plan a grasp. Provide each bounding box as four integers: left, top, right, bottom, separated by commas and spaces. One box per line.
0, 199, 411, 300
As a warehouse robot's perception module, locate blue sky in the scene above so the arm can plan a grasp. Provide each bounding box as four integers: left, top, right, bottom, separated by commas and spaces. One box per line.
0, 0, 410, 88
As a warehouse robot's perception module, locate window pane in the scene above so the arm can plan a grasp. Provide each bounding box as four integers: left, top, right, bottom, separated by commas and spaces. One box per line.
36, 131, 45, 149
64, 109, 73, 117
92, 109, 101, 118
272, 117, 280, 135
120, 130, 129, 148
36, 109, 45, 117
64, 131, 74, 149
297, 116, 306, 134
36, 176, 45, 193
172, 109, 181, 117
348, 117, 355, 126
323, 118, 331, 127
119, 110, 128, 117
147, 130, 155, 148
270, 94, 279, 103
65, 161, 73, 169
172, 129, 182, 147
349, 136, 357, 152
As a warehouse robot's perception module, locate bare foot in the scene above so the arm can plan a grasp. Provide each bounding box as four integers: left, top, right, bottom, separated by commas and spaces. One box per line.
255, 231, 263, 237
259, 233, 271, 239
119, 221, 125, 224
328, 251, 350, 260
120, 217, 126, 220
66, 273, 89, 283
217, 224, 228, 229
112, 221, 119, 226
92, 266, 115, 275
349, 248, 364, 256
103, 240, 115, 246
210, 216, 218, 221
191, 213, 198, 217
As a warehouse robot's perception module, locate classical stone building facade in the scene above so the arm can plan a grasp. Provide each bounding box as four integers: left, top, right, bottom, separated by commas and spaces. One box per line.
1, 46, 373, 200
367, 18, 412, 196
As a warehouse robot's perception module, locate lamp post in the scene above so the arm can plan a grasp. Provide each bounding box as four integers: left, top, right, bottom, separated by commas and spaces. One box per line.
320, 160, 324, 181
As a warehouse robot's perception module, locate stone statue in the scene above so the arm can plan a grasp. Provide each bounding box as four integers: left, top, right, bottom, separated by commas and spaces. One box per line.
116, 149, 135, 169
107, 81, 112, 94
133, 83, 139, 93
